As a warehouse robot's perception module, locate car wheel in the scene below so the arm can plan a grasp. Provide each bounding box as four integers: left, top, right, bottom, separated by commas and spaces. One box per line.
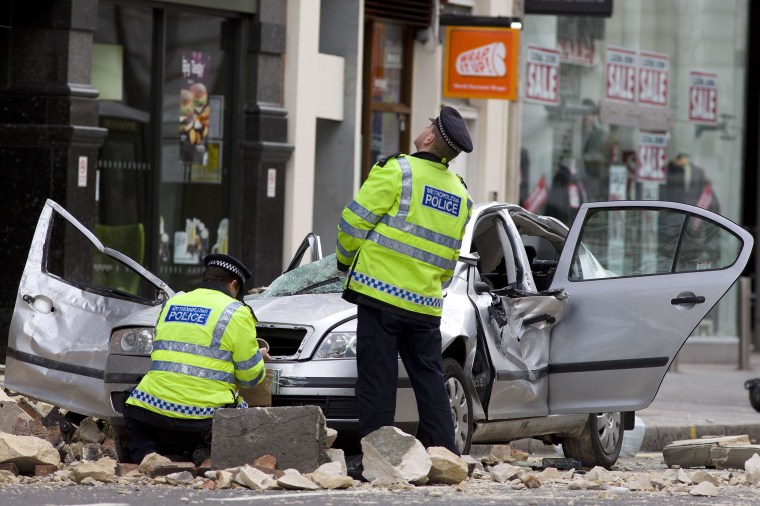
561, 412, 623, 469
443, 357, 473, 455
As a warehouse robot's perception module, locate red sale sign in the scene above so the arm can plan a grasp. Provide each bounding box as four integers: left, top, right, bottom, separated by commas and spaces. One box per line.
638, 51, 669, 108
558, 36, 594, 66
606, 46, 637, 103
525, 45, 560, 105
636, 131, 668, 183
689, 71, 718, 124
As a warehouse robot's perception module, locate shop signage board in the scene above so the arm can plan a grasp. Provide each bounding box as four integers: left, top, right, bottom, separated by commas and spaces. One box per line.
689, 71, 718, 124
525, 45, 560, 105
638, 51, 669, 108
525, 0, 613, 17
443, 26, 520, 100
636, 131, 668, 183
605, 46, 637, 104
558, 36, 595, 66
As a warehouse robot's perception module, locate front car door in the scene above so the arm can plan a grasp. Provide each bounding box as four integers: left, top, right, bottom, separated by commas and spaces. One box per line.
547, 201, 753, 414
6, 200, 172, 419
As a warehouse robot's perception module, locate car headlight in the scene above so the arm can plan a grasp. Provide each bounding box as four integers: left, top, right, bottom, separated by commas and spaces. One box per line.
315, 331, 357, 359
110, 327, 154, 355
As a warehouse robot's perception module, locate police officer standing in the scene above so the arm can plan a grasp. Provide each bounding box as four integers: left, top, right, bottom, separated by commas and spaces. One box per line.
336, 106, 473, 459
124, 254, 267, 465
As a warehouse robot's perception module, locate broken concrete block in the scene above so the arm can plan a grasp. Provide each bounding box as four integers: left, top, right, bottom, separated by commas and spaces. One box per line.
325, 427, 338, 449
212, 407, 327, 473
689, 481, 718, 497
70, 442, 103, 462
325, 448, 346, 475
427, 446, 468, 485
165, 470, 195, 485
71, 457, 117, 483
0, 463, 19, 476
0, 391, 34, 436
690, 470, 721, 486
309, 462, 353, 489
138, 453, 172, 475
626, 474, 654, 491
0, 431, 60, 474
489, 444, 514, 462
663, 435, 751, 468
214, 470, 234, 489
73, 418, 105, 444
361, 426, 431, 484
709, 445, 760, 470
116, 463, 140, 477
587, 466, 615, 482
744, 454, 760, 484
34, 464, 58, 477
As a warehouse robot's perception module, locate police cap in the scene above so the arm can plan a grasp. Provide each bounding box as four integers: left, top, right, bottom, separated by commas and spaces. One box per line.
203, 254, 252, 282
429, 106, 473, 154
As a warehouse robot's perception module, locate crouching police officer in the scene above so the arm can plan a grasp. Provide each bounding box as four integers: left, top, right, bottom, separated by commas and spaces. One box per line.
123, 254, 267, 465
336, 106, 473, 458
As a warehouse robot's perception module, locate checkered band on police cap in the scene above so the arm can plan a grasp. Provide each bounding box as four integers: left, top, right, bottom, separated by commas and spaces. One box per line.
203, 253, 252, 281
429, 106, 473, 154
207, 259, 244, 279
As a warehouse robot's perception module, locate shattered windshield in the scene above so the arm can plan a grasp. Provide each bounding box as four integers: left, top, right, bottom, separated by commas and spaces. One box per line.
246, 253, 344, 299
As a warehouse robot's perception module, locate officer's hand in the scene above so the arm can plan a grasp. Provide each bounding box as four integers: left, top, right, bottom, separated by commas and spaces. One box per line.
262, 349, 272, 362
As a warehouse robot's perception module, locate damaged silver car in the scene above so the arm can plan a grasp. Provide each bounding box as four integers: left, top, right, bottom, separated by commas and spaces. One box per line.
6, 199, 752, 467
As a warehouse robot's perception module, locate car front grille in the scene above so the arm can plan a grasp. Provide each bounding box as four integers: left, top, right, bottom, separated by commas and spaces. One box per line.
272, 395, 358, 419
256, 327, 308, 356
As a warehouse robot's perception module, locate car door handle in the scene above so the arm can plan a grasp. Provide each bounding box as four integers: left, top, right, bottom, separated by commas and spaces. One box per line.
670, 295, 705, 305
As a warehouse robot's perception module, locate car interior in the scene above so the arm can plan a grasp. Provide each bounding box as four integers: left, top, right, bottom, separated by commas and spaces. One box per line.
508, 209, 567, 292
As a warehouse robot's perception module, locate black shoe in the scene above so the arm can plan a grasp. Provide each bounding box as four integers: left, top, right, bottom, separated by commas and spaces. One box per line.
346, 454, 367, 482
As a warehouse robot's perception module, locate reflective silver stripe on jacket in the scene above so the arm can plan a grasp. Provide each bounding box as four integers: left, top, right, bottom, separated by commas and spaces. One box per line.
380, 215, 461, 250
210, 301, 242, 349
237, 367, 267, 388
153, 340, 232, 361
347, 200, 381, 224
337, 241, 356, 261
338, 217, 369, 240
351, 271, 443, 308
397, 157, 413, 216
463, 198, 473, 228
367, 231, 456, 271
151, 360, 236, 384
234, 350, 263, 371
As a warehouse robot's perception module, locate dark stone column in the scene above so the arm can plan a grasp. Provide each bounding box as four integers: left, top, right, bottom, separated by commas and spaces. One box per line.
0, 0, 106, 360
239, 0, 293, 286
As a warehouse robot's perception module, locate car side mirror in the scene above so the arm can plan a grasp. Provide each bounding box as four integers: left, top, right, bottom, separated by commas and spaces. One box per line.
474, 281, 491, 294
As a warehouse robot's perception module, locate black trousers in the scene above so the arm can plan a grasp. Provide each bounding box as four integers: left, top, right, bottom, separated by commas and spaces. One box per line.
355, 304, 458, 455
123, 404, 213, 464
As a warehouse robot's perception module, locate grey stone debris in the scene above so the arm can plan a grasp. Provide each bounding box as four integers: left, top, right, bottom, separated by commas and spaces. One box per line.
710, 445, 760, 470
233, 464, 279, 490
626, 474, 654, 491
689, 481, 719, 497
212, 406, 327, 473
461, 454, 482, 476
138, 453, 171, 475
426, 446, 468, 485
325, 427, 338, 449
309, 462, 354, 489
586, 466, 615, 482
690, 469, 721, 486
676, 468, 692, 484
72, 418, 105, 444
662, 434, 750, 468
165, 470, 194, 485
325, 448, 347, 475
361, 426, 431, 484
0, 431, 60, 473
0, 391, 33, 435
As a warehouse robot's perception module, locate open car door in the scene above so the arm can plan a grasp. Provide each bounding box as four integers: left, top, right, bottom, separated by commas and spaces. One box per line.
547, 201, 753, 414
6, 200, 173, 419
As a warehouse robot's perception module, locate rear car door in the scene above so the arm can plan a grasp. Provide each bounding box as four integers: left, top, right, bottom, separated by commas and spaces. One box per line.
6, 200, 172, 419
547, 201, 753, 414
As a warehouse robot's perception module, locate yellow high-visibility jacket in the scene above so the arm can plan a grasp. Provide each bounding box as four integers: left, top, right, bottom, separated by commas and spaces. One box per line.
336, 154, 472, 317
126, 286, 264, 419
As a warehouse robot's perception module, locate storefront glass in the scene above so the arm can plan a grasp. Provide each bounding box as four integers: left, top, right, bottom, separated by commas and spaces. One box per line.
520, 0, 748, 339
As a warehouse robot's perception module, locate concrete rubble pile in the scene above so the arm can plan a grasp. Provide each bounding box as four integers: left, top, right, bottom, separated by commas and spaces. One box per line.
3, 391, 760, 498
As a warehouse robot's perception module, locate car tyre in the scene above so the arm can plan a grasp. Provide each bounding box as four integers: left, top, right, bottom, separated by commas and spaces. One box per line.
561, 412, 623, 469
443, 357, 473, 455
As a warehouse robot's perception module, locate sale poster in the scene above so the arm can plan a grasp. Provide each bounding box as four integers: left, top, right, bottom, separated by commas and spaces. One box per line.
689, 71, 718, 124
638, 51, 669, 108
525, 45, 560, 105
636, 131, 668, 183
606, 46, 637, 104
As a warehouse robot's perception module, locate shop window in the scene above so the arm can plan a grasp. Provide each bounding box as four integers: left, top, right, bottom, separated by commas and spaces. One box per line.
361, 21, 414, 179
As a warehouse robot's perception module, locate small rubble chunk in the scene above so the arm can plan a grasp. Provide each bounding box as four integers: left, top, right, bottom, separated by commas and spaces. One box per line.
0, 391, 33, 435
361, 426, 431, 484
139, 453, 171, 475
309, 462, 354, 489
689, 481, 718, 497
488, 463, 522, 483
277, 469, 320, 490
214, 470, 234, 489
426, 446, 468, 485
626, 474, 654, 491
148, 462, 196, 479
165, 470, 194, 485
676, 468, 692, 484
325, 448, 347, 475
72, 418, 105, 444
71, 457, 117, 483
253, 454, 277, 469
744, 453, 760, 484
690, 470, 720, 486
234, 464, 279, 490
587, 466, 615, 483
325, 428, 338, 449
522, 475, 541, 488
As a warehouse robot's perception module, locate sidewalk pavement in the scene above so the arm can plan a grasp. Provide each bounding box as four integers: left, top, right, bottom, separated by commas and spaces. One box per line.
638, 352, 760, 451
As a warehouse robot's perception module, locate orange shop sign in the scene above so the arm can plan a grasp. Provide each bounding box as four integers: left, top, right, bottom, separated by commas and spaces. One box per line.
443, 26, 520, 100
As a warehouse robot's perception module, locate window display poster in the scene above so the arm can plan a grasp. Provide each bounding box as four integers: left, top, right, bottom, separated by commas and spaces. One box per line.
689, 71, 718, 124
558, 36, 595, 66
605, 46, 637, 104
636, 131, 668, 183
179, 51, 211, 165
638, 51, 669, 108
523, 174, 547, 213
525, 45, 560, 105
